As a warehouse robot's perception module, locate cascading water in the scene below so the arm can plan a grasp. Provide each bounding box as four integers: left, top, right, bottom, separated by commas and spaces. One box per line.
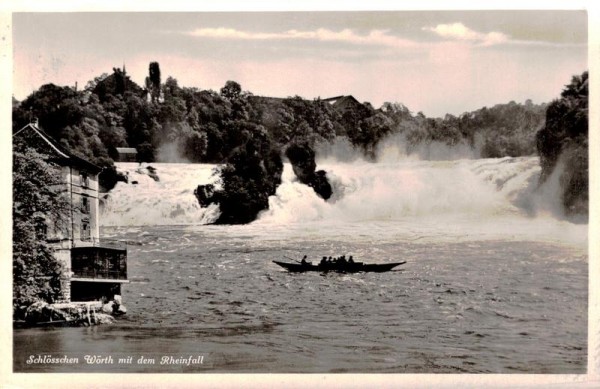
100, 162, 221, 226
100, 156, 584, 246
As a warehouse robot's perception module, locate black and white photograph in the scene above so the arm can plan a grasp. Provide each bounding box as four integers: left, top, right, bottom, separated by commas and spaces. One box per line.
4, 2, 597, 387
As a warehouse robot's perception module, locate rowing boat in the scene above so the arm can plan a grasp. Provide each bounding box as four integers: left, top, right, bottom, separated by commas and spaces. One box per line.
272, 260, 406, 273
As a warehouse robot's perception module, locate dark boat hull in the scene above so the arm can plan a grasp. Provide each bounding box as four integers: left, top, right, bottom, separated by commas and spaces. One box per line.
273, 260, 406, 273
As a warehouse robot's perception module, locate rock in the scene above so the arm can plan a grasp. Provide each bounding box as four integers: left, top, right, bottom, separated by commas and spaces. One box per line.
24, 301, 51, 324
194, 184, 216, 207
99, 165, 128, 192
95, 313, 116, 324
136, 165, 160, 182
102, 302, 115, 314
21, 300, 120, 327
195, 136, 283, 224
310, 170, 332, 200
285, 143, 332, 200
146, 166, 160, 182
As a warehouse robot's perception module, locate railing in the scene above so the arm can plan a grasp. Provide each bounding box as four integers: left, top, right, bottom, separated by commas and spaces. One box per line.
72, 237, 127, 250
71, 269, 128, 280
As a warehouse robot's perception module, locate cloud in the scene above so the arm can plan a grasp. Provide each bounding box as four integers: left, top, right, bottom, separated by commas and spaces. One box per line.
184, 27, 418, 48
424, 22, 508, 46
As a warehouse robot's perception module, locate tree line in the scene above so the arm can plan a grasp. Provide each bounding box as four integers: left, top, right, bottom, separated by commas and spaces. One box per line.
13, 62, 549, 169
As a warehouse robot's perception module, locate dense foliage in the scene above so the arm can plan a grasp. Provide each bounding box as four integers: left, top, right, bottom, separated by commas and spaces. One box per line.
536, 71, 588, 216
12, 141, 69, 317
195, 131, 283, 224
13, 62, 549, 170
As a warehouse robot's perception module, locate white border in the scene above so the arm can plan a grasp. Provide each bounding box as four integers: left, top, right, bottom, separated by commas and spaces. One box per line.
1, 1, 598, 388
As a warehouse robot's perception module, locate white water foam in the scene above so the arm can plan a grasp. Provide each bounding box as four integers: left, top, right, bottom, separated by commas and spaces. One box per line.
260, 157, 541, 223
100, 162, 220, 226
100, 157, 586, 247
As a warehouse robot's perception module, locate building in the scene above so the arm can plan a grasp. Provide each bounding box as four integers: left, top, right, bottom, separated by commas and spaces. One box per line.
322, 95, 363, 112
13, 123, 128, 303
115, 147, 138, 162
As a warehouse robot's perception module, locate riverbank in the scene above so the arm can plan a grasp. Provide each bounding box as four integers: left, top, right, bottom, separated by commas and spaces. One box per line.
14, 298, 126, 328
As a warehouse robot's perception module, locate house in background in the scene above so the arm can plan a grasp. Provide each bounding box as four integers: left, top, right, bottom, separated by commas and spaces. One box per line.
322, 95, 363, 113
115, 147, 138, 162
13, 123, 128, 303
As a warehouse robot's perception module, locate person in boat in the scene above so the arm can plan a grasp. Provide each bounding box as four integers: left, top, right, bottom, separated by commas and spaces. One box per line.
327, 256, 333, 263
320, 256, 327, 265
301, 255, 308, 265
338, 255, 347, 265
348, 256, 354, 264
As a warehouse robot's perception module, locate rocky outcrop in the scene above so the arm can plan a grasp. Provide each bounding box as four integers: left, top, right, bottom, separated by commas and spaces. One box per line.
101, 295, 127, 316
194, 184, 215, 208
99, 165, 128, 192
18, 298, 126, 327
285, 143, 332, 200
195, 135, 283, 224
136, 165, 160, 182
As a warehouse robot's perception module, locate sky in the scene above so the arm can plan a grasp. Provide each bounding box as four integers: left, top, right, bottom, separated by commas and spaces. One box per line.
12, 11, 587, 117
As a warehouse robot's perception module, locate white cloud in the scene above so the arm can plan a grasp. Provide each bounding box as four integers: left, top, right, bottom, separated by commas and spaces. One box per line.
185, 27, 417, 48
424, 22, 508, 46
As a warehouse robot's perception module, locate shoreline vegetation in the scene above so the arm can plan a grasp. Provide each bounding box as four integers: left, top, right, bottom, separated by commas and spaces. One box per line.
12, 63, 588, 323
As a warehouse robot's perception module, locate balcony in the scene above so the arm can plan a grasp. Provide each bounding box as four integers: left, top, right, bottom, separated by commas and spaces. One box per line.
71, 244, 127, 281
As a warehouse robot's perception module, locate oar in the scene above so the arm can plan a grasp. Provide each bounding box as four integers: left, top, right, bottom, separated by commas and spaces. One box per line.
284, 255, 301, 263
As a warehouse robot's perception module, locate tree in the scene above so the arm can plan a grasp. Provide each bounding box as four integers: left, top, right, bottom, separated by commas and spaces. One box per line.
12, 143, 70, 316
220, 80, 242, 101
13, 84, 83, 136
136, 142, 156, 162
92, 68, 144, 102
148, 61, 161, 103
196, 128, 283, 224
536, 71, 588, 215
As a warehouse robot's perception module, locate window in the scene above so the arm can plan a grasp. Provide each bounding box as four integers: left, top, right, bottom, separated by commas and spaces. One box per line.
81, 220, 91, 241
80, 172, 89, 188
34, 218, 47, 240
81, 196, 90, 214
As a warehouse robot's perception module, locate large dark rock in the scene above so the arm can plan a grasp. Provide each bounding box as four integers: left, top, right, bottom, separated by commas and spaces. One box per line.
99, 165, 128, 192
194, 184, 216, 207
310, 170, 332, 200
195, 134, 284, 224
145, 165, 160, 182
285, 143, 332, 200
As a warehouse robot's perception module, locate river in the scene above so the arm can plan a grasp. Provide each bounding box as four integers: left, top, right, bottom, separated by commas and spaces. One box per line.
13, 154, 588, 373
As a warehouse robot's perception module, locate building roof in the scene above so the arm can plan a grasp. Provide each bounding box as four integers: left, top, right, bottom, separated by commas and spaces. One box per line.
13, 123, 102, 174
322, 95, 362, 111
115, 147, 138, 154
321, 95, 346, 103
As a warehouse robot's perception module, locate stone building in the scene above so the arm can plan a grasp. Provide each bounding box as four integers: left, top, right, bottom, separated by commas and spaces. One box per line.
13, 123, 128, 303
